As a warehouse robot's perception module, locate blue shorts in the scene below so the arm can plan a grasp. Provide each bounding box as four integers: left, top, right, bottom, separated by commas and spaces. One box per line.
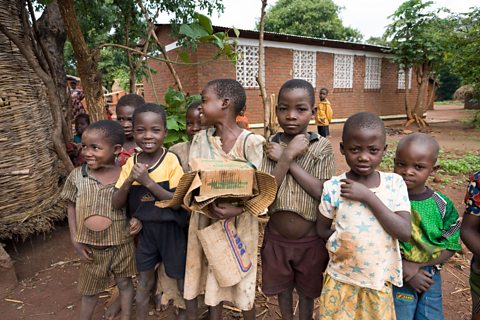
136, 221, 187, 278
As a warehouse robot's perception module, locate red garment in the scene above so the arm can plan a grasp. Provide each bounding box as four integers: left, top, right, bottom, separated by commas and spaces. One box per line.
66, 142, 85, 167
116, 148, 135, 167
236, 114, 250, 129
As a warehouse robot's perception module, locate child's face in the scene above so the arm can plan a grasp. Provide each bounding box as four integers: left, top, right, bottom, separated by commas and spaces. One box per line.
133, 111, 166, 156
200, 85, 225, 126
394, 142, 437, 195
340, 128, 386, 177
276, 88, 314, 137
186, 107, 204, 140
81, 129, 118, 170
319, 90, 328, 101
116, 105, 135, 140
75, 118, 89, 136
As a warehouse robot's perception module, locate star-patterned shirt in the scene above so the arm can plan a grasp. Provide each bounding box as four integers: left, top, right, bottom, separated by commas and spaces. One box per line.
319, 171, 411, 291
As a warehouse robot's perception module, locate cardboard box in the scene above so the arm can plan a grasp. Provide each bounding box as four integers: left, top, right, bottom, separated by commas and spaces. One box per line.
190, 158, 254, 201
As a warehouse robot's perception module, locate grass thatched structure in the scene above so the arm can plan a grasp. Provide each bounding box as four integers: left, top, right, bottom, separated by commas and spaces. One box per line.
0, 5, 66, 240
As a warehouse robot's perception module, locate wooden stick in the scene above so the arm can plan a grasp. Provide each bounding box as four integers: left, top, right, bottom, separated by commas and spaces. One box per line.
256, 309, 267, 317
223, 305, 242, 313
293, 300, 299, 316
4, 298, 23, 304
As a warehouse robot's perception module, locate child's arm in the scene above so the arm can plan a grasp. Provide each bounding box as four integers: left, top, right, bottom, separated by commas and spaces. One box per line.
112, 177, 133, 209
340, 178, 411, 241
316, 214, 334, 241
133, 163, 174, 200
67, 202, 92, 261
403, 250, 455, 293
461, 213, 480, 256
267, 134, 308, 188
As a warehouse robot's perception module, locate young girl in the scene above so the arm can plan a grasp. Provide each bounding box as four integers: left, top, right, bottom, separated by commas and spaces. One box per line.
184, 79, 265, 320
60, 120, 137, 320
460, 169, 480, 318
316, 112, 411, 319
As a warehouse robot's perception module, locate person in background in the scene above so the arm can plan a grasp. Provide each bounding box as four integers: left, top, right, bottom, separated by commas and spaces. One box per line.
315, 87, 333, 138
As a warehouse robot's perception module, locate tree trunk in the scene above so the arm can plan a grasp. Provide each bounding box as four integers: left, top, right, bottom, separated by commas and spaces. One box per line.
403, 67, 415, 127
257, 0, 271, 138
58, 0, 105, 122
37, 1, 70, 142
412, 63, 430, 127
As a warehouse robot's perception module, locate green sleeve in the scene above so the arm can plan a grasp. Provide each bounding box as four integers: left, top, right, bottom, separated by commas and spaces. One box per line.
441, 194, 462, 251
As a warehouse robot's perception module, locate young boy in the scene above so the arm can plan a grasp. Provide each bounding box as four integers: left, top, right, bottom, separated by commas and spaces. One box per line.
61, 120, 137, 320
317, 112, 412, 319
73, 113, 90, 143
260, 79, 335, 320
169, 100, 204, 172
115, 93, 145, 166
112, 103, 187, 320
393, 133, 461, 319
315, 87, 333, 138
67, 114, 91, 167
461, 169, 480, 318
184, 79, 265, 320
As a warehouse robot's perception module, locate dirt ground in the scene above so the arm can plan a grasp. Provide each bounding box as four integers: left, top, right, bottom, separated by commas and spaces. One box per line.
1, 104, 479, 319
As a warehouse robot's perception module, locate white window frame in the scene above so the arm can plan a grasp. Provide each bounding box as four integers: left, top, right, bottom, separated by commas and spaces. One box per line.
364, 57, 381, 89
235, 45, 264, 89
293, 50, 316, 87
333, 54, 354, 89
398, 67, 412, 90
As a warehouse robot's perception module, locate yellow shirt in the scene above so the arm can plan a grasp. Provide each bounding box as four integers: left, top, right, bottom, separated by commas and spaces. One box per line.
316, 99, 333, 126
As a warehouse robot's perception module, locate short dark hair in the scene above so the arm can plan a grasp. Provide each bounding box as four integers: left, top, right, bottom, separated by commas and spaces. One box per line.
342, 112, 386, 142
397, 132, 439, 162
116, 93, 145, 111
278, 79, 315, 107
187, 100, 201, 113
206, 79, 246, 115
75, 113, 90, 125
320, 87, 328, 94
86, 120, 125, 146
132, 103, 167, 128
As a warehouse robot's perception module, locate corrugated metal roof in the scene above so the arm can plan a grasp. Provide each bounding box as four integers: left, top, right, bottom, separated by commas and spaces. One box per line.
155, 24, 390, 54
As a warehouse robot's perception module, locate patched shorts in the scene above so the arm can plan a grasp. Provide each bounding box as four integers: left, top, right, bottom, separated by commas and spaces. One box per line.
78, 240, 136, 295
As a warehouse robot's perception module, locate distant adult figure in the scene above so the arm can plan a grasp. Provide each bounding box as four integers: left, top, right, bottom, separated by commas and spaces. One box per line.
70, 80, 86, 119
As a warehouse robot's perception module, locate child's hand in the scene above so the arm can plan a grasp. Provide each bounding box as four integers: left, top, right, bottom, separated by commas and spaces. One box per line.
265, 142, 283, 162
131, 163, 152, 186
407, 269, 434, 293
208, 201, 244, 219
285, 134, 309, 159
129, 217, 142, 235
340, 178, 372, 201
73, 242, 93, 261
402, 260, 421, 281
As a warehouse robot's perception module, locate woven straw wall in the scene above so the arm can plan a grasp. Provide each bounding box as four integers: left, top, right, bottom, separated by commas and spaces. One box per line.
0, 4, 65, 239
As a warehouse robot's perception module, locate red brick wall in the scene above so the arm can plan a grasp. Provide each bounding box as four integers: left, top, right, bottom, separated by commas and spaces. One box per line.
143, 27, 424, 126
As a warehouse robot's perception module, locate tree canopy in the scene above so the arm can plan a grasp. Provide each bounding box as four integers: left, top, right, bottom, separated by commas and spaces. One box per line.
260, 0, 362, 42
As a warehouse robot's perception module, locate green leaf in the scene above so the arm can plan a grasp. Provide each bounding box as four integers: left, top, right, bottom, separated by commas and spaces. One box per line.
166, 117, 180, 131
195, 13, 213, 34
164, 131, 180, 144
165, 87, 185, 109
179, 50, 190, 63
233, 27, 240, 38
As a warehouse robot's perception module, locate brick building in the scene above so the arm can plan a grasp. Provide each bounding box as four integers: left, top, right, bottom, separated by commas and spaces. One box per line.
144, 25, 423, 127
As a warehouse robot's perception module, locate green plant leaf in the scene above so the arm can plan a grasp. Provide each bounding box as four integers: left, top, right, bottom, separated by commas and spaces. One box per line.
179, 50, 190, 63
195, 13, 213, 34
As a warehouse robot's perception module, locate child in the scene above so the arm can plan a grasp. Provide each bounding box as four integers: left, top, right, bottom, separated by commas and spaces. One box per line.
115, 93, 145, 166
60, 120, 137, 320
74, 113, 90, 143
236, 106, 250, 129
112, 103, 187, 320
316, 112, 412, 319
460, 169, 480, 318
393, 133, 461, 319
315, 87, 333, 138
184, 79, 265, 320
260, 79, 335, 320
169, 100, 204, 172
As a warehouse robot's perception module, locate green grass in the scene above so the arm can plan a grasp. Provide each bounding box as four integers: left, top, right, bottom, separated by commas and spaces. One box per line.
434, 100, 464, 105
381, 151, 480, 176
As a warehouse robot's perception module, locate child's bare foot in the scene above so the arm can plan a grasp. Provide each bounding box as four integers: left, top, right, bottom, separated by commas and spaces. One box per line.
104, 297, 121, 320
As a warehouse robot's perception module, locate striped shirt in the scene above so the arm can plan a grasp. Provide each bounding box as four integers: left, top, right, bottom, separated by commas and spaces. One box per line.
260, 132, 335, 221
60, 165, 132, 246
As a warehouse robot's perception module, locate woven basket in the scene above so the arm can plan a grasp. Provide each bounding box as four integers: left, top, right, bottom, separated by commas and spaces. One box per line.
0, 4, 66, 240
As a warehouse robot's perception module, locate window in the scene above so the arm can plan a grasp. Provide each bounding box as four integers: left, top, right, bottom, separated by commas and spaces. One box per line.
397, 67, 412, 90
236, 45, 263, 88
293, 50, 316, 86
333, 54, 354, 89
364, 57, 381, 89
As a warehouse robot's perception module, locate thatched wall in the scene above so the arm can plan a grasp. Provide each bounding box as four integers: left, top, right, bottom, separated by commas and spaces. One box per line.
0, 3, 65, 239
